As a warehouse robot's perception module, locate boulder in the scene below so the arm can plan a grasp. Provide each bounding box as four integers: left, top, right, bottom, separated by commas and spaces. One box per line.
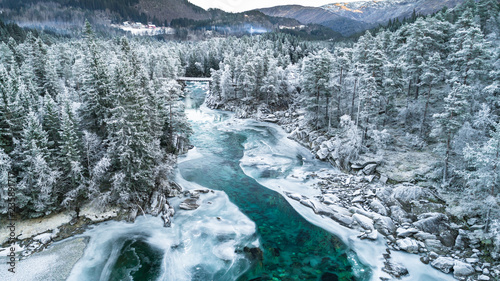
352, 214, 374, 231
322, 194, 340, 205
396, 238, 419, 253
300, 198, 318, 212
286, 192, 303, 201
374, 216, 396, 236
396, 227, 419, 238
414, 231, 437, 241
352, 195, 364, 203
380, 175, 389, 184
390, 205, 412, 224
179, 198, 200, 210
478, 275, 490, 280
316, 147, 329, 160
383, 260, 409, 278
453, 261, 475, 280
414, 213, 449, 234
370, 199, 388, 216
424, 239, 446, 254
431, 257, 456, 273
363, 163, 377, 175
392, 184, 436, 205
33, 233, 53, 245
376, 186, 393, 204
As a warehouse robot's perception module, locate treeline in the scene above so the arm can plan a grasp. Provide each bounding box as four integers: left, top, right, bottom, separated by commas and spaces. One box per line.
207, 0, 500, 228
1, 0, 148, 24
0, 21, 191, 218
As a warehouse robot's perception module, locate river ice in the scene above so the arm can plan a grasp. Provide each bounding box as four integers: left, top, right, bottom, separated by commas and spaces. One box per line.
66, 179, 257, 281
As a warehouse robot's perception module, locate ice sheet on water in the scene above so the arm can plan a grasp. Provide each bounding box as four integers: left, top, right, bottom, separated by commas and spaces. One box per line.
67, 176, 257, 281
231, 117, 455, 281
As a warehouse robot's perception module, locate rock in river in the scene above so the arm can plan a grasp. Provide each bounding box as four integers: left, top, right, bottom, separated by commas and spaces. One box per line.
179, 198, 200, 210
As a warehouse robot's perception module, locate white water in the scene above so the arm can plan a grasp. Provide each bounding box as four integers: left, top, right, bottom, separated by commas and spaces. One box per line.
216, 111, 457, 281
67, 183, 257, 281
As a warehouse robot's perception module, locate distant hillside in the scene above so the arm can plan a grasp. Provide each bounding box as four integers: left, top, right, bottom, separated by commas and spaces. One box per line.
259, 0, 465, 36
321, 0, 465, 24
0, 0, 343, 40
134, 0, 211, 25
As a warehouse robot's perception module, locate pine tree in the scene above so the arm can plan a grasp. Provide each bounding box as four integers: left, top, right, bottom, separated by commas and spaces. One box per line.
79, 21, 112, 139
58, 95, 85, 210
432, 83, 472, 183
0, 148, 12, 214
301, 49, 334, 130
14, 111, 60, 217
462, 121, 500, 230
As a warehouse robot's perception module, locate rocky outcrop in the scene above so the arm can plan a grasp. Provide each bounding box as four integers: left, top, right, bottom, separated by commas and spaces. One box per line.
431, 257, 456, 273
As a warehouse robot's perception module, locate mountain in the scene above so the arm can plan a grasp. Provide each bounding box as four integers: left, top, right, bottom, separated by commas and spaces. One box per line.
134, 0, 211, 24
321, 0, 464, 24
0, 0, 342, 40
259, 0, 465, 36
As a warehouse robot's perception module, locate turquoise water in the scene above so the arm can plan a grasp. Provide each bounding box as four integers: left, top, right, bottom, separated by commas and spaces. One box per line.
177, 82, 370, 281
66, 82, 370, 281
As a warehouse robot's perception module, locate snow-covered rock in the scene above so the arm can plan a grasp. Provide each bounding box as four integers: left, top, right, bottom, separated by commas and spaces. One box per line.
383, 260, 409, 278
316, 147, 329, 160
390, 205, 412, 224
33, 233, 53, 245
414, 213, 449, 235
352, 213, 374, 231
431, 257, 456, 273
179, 198, 200, 210
369, 199, 388, 216
453, 261, 475, 280
396, 227, 419, 238
374, 216, 396, 236
322, 194, 339, 205
478, 274, 490, 280
396, 238, 419, 253
392, 183, 436, 204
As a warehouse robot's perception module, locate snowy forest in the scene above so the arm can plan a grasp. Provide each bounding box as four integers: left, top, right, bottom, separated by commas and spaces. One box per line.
0, 0, 499, 253
0, 21, 192, 218
205, 0, 500, 245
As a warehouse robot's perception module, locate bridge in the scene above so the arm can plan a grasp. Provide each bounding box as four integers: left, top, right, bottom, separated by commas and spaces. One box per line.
176, 77, 212, 82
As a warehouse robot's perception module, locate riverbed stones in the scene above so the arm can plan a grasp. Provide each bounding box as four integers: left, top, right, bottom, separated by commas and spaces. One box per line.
352, 214, 374, 231
431, 257, 456, 273
382, 260, 409, 278
478, 274, 491, 280
396, 227, 419, 238
370, 199, 388, 216
374, 216, 396, 236
453, 261, 475, 280
414, 213, 449, 234
179, 198, 200, 210
396, 238, 419, 253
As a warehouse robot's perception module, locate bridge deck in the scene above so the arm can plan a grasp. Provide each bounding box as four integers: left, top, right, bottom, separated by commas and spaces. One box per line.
177, 77, 212, 82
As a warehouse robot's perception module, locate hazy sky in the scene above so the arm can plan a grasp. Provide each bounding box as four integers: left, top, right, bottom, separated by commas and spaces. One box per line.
188, 0, 359, 13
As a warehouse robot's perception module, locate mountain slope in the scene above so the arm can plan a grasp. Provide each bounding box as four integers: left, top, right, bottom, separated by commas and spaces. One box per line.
134, 0, 211, 24
322, 0, 465, 24
259, 0, 465, 36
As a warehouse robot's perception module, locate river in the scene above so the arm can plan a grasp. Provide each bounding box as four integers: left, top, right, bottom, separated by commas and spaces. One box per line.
6, 82, 455, 281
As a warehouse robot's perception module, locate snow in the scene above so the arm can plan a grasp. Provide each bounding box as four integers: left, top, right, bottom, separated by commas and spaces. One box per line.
0, 211, 73, 244
226, 115, 456, 281
66, 175, 257, 281
0, 237, 87, 281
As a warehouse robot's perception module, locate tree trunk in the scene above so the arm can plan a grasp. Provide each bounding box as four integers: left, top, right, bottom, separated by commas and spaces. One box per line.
405, 79, 412, 126
326, 95, 329, 131
316, 88, 320, 130
443, 135, 451, 184
351, 79, 357, 119
420, 86, 432, 137
414, 77, 420, 100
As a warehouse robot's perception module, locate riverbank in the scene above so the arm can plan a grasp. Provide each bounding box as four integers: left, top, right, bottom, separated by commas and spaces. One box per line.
207, 98, 499, 281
